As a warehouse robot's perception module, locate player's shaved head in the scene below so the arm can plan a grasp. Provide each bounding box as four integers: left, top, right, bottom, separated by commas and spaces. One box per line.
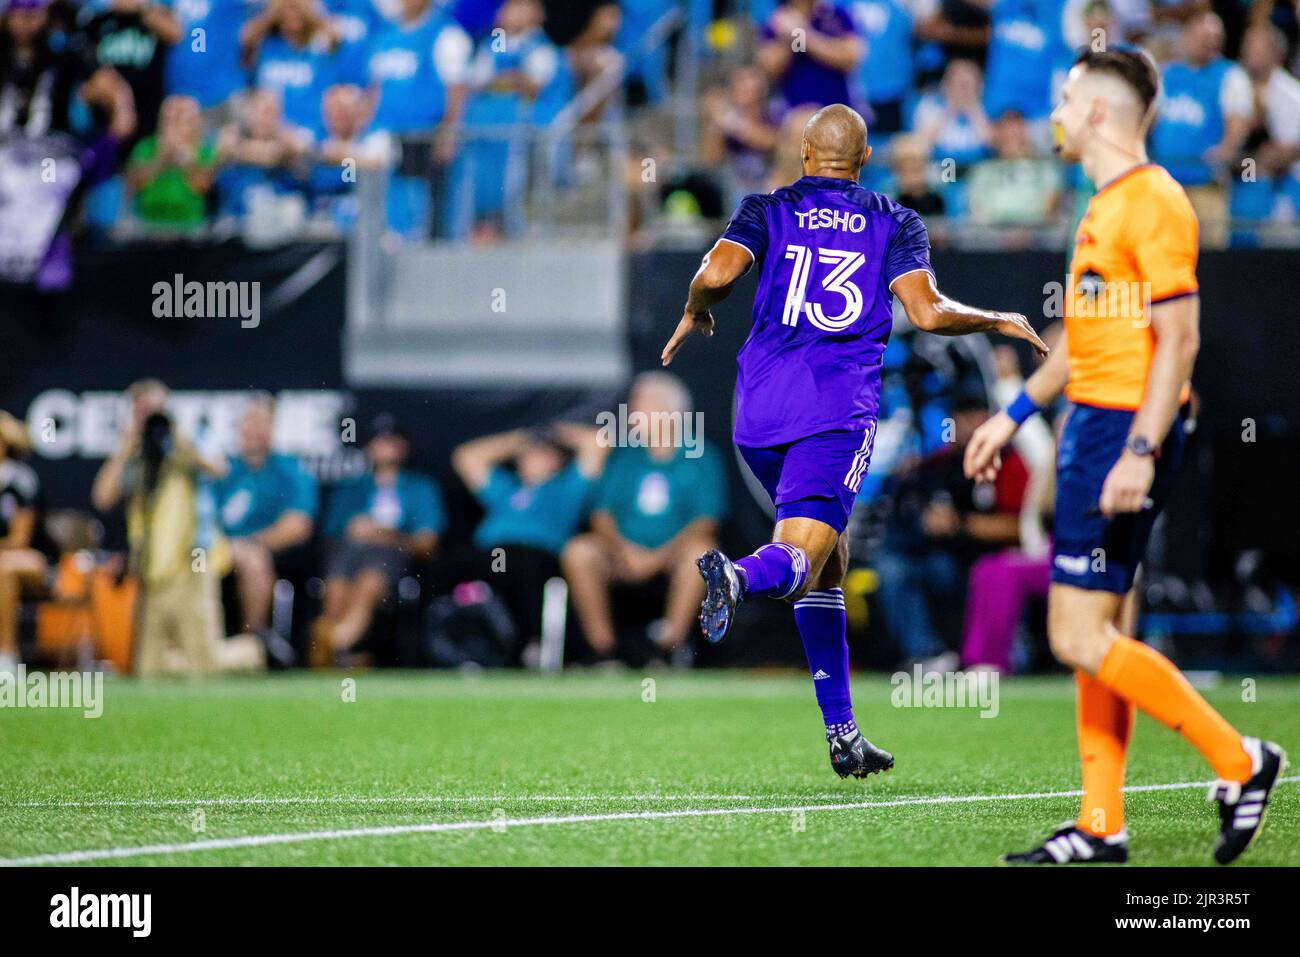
801, 104, 870, 177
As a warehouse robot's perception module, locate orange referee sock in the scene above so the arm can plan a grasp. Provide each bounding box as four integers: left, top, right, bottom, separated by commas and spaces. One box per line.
1097, 635, 1252, 783
1076, 670, 1133, 837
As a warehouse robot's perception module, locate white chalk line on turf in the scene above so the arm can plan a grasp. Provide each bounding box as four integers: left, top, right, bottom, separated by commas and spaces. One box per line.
6, 793, 838, 809
3, 776, 1295, 867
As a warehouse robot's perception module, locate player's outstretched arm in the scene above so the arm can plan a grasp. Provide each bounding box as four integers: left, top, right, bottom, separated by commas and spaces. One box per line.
661, 239, 754, 366
892, 270, 1049, 358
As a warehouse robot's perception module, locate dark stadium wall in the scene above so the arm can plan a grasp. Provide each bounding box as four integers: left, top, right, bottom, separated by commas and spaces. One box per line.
3, 242, 1298, 631
625, 248, 1300, 587
1, 242, 602, 553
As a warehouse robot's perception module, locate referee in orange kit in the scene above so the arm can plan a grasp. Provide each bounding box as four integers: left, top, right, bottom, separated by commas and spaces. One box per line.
964, 48, 1287, 865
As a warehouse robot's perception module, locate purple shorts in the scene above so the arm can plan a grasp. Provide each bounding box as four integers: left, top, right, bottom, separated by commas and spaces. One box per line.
737, 426, 875, 534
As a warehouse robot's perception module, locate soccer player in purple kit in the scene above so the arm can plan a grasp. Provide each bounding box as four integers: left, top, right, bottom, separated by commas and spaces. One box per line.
661, 104, 1049, 779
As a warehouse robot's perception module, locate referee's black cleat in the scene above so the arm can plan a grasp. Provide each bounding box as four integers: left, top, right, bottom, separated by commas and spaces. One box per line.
696, 549, 742, 644
1002, 824, 1129, 865
829, 730, 894, 779
1209, 737, 1288, 865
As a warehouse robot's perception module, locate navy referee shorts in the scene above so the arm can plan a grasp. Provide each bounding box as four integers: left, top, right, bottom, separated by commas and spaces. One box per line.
1051, 402, 1186, 594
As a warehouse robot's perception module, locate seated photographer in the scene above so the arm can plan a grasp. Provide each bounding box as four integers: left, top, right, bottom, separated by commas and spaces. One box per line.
0, 411, 48, 674
312, 415, 444, 666
91, 380, 266, 676
874, 394, 1028, 672
560, 373, 725, 664
450, 423, 604, 654
216, 395, 316, 654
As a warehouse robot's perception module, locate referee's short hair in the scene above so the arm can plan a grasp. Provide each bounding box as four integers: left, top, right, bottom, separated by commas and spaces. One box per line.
1073, 47, 1161, 116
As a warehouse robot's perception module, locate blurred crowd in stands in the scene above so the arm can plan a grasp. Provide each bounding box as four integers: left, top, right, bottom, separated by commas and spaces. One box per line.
695, 0, 1300, 246
0, 326, 1121, 677
0, 374, 734, 675
4, 0, 1300, 251
3, 0, 1297, 674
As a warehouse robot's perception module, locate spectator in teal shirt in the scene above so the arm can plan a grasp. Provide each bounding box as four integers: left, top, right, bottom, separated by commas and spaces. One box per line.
218, 396, 317, 647
450, 422, 605, 651
562, 373, 726, 663
314, 415, 445, 665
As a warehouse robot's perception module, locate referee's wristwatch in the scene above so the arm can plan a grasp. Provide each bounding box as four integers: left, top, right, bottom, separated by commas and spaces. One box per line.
1125, 435, 1156, 457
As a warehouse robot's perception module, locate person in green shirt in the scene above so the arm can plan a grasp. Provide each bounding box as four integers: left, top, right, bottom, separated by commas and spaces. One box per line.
125, 94, 218, 230
965, 109, 1064, 228
561, 373, 727, 663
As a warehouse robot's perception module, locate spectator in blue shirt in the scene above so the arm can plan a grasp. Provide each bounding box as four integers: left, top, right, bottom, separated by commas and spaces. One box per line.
846, 0, 915, 136
215, 87, 312, 219
309, 82, 395, 227
560, 373, 726, 664
244, 0, 340, 137
913, 57, 993, 168
983, 0, 1058, 122
217, 395, 317, 645
168, 0, 257, 119
757, 0, 863, 117
368, 0, 470, 140
322, 0, 378, 86
450, 422, 605, 649
1150, 11, 1253, 246
614, 0, 674, 105
367, 0, 471, 237
313, 414, 446, 665
454, 0, 561, 240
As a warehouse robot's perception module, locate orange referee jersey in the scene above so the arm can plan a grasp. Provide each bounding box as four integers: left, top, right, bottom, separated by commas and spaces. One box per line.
1065, 163, 1199, 410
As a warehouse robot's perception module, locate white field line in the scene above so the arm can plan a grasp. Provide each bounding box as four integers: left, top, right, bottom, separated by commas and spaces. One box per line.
3, 776, 1295, 867
5, 793, 839, 809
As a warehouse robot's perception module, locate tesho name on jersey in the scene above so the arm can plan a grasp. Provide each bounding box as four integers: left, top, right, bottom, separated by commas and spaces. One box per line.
794, 207, 868, 233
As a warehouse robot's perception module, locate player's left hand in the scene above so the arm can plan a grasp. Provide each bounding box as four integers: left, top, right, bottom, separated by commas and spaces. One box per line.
964, 410, 1016, 483
994, 313, 1050, 358
661, 309, 714, 366
1099, 451, 1155, 517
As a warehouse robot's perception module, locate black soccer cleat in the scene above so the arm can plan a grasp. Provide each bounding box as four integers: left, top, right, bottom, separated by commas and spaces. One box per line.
829, 730, 894, 779
1209, 737, 1288, 865
1003, 824, 1129, 865
696, 549, 743, 644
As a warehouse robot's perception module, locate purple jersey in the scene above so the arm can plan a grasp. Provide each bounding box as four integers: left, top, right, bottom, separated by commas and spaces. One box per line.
721, 175, 932, 447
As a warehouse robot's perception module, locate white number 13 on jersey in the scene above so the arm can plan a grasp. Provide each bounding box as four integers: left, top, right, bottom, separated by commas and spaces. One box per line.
781, 244, 867, 332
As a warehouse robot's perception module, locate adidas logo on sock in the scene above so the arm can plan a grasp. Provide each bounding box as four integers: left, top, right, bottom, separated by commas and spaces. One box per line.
812, 669, 829, 680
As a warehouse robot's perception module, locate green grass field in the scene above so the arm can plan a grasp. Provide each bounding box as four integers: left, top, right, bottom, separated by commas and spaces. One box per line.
1, 671, 1297, 866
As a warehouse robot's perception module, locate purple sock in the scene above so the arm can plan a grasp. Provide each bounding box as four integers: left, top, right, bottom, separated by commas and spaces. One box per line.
793, 588, 854, 732
734, 543, 807, 599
